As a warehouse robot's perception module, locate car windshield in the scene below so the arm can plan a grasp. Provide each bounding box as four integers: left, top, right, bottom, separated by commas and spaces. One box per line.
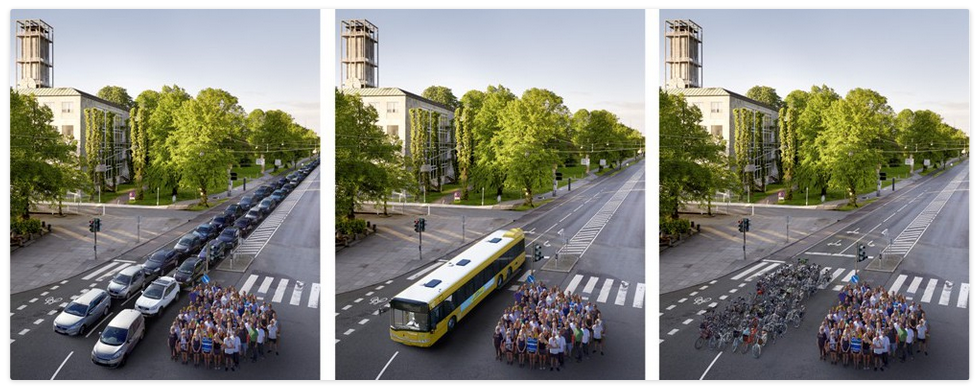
177, 237, 193, 247
196, 225, 211, 233
64, 302, 88, 317
100, 326, 128, 346
178, 261, 197, 273
221, 229, 237, 238
143, 284, 164, 299
147, 254, 164, 264
111, 274, 131, 285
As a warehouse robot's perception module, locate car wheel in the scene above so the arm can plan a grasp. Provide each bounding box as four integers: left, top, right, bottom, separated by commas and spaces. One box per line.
80, 324, 87, 335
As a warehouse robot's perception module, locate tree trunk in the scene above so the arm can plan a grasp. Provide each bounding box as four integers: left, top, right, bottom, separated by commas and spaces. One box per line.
199, 187, 209, 207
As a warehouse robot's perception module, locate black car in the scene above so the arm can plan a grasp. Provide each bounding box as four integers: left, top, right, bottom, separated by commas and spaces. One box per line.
173, 233, 205, 260
223, 204, 244, 221
173, 257, 205, 288
257, 198, 276, 215
208, 215, 231, 232
234, 217, 255, 236
270, 189, 286, 203
218, 227, 241, 249
245, 207, 264, 223
141, 249, 179, 280
284, 182, 297, 193
198, 238, 230, 265
255, 185, 273, 200
238, 195, 256, 210
271, 179, 285, 190
192, 223, 218, 241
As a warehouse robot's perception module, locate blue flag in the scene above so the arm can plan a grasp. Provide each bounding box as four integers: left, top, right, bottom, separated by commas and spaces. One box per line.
202, 274, 211, 284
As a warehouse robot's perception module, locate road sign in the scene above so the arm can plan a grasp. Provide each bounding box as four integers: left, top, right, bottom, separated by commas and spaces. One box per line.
880, 172, 887, 181
256, 158, 265, 166
851, 274, 859, 284
555, 172, 563, 181
924, 159, 931, 166
129, 191, 135, 201
778, 190, 785, 202
582, 158, 590, 166
527, 274, 536, 284
905, 158, 913, 166
599, 159, 607, 166
274, 159, 282, 166
202, 274, 210, 284
453, 192, 461, 202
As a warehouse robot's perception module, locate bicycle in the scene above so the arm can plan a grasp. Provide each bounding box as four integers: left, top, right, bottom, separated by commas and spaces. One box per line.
751, 329, 769, 358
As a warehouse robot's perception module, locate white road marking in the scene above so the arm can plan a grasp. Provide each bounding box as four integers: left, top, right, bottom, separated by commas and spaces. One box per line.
718, 295, 728, 300
667, 329, 679, 335
41, 292, 49, 296
690, 291, 698, 296
257, 276, 274, 294
939, 281, 953, 306
50, 351, 73, 380
841, 270, 857, 283
682, 319, 693, 325
82, 262, 119, 280
730, 262, 767, 281
582, 276, 599, 294
614, 282, 628, 305
33, 319, 44, 325
888, 275, 908, 295
830, 268, 846, 283
240, 274, 259, 294
700, 352, 723, 380
18, 329, 30, 335
728, 289, 738, 294
665, 305, 676, 310
366, 291, 374, 296
699, 285, 708, 290
375, 285, 385, 290
290, 281, 304, 306
272, 279, 289, 303
518, 271, 531, 283
678, 298, 688, 303
50, 285, 59, 290
709, 280, 717, 285
308, 283, 321, 309
597, 279, 614, 303
47, 310, 58, 316
60, 280, 69, 285
376, 351, 399, 380
17, 305, 26, 311
906, 277, 923, 294
342, 305, 352, 311
697, 310, 707, 315
354, 298, 363, 303
359, 319, 370, 325
385, 280, 394, 285
745, 263, 781, 281
633, 283, 646, 308
956, 283, 969, 308
921, 279, 938, 303
98, 263, 131, 281
708, 302, 718, 308
344, 329, 355, 335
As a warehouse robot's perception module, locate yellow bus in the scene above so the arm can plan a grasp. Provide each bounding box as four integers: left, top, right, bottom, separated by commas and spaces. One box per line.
389, 228, 525, 347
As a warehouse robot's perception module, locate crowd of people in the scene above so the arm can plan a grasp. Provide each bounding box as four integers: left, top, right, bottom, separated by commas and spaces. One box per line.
492, 281, 607, 372
816, 282, 929, 372
166, 283, 282, 371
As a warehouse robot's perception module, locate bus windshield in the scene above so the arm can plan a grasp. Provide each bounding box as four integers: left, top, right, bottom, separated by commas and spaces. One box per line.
390, 300, 430, 332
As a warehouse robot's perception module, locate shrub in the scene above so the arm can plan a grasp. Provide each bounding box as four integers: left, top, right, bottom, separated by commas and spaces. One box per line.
659, 216, 691, 237
11, 217, 42, 236
336, 217, 367, 237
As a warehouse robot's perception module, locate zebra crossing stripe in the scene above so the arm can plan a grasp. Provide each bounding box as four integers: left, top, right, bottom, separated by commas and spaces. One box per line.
582, 276, 599, 294
290, 281, 304, 306
240, 274, 259, 294
517, 271, 531, 283
731, 262, 767, 281
906, 277, 923, 295
746, 263, 781, 281
308, 283, 321, 309
565, 275, 584, 294
272, 279, 289, 303
957, 283, 969, 309
82, 262, 119, 280
257, 277, 274, 294
614, 283, 628, 306
830, 268, 846, 283
888, 275, 908, 295
98, 263, 131, 281
841, 270, 857, 284
597, 279, 614, 303
921, 279, 938, 303
633, 283, 646, 309
939, 282, 953, 306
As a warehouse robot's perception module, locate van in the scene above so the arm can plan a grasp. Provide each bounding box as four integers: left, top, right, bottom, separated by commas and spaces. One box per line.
91, 309, 145, 367
53, 289, 111, 336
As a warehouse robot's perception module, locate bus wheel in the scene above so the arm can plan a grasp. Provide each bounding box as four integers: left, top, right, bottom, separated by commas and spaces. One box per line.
448, 316, 457, 332
496, 275, 503, 289
507, 267, 512, 281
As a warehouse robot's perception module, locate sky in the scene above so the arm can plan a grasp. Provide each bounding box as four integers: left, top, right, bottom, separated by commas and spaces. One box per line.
660, 9, 970, 135
335, 9, 646, 133
9, 9, 321, 133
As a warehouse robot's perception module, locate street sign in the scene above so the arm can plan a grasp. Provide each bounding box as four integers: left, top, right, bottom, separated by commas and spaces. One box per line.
599, 159, 607, 166
256, 158, 265, 166
555, 172, 563, 181
851, 274, 859, 284
275, 159, 282, 166
879, 172, 887, 181
527, 274, 536, 284
924, 159, 931, 166
778, 190, 785, 202
582, 158, 590, 166
453, 192, 461, 202
202, 274, 210, 284
129, 192, 135, 201
905, 158, 913, 166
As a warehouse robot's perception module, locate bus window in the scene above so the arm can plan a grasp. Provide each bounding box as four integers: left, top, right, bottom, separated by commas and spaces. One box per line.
390, 300, 430, 332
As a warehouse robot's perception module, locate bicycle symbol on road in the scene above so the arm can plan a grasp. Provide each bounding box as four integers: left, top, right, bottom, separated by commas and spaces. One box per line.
369, 296, 389, 306
693, 296, 712, 305
44, 296, 63, 305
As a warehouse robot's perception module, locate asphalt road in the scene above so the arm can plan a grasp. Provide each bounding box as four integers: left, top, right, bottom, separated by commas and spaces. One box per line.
10, 166, 321, 380
336, 160, 646, 380
660, 160, 969, 379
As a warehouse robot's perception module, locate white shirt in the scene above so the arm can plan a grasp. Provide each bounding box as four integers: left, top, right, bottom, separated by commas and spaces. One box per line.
593, 323, 603, 339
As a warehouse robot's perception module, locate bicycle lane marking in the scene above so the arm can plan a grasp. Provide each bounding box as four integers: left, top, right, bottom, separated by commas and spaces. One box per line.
700, 352, 722, 380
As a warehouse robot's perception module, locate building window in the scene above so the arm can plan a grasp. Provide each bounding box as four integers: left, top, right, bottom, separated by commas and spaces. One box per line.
387, 125, 399, 138
387, 102, 398, 113
61, 101, 73, 113
710, 102, 722, 114
61, 125, 74, 138
711, 125, 723, 138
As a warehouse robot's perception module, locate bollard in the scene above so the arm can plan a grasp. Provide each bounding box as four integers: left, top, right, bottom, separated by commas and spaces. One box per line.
697, 224, 701, 233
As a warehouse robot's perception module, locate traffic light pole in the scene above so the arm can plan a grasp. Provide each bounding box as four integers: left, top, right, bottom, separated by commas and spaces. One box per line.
418, 228, 423, 261
742, 226, 747, 260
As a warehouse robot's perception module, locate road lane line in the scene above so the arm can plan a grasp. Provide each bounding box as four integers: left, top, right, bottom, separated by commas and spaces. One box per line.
240, 274, 259, 294
939, 281, 953, 306
565, 275, 584, 294
272, 279, 289, 303
342, 305, 352, 310
690, 291, 698, 296
51, 351, 73, 380
614, 282, 628, 305
665, 305, 675, 310
359, 319, 370, 325
888, 275, 908, 295
730, 262, 767, 281
33, 319, 44, 325
597, 279, 613, 303
921, 279, 938, 303
257, 276, 275, 294
906, 277, 923, 294
708, 302, 718, 308
82, 262, 119, 280
667, 329, 679, 335
406, 263, 441, 281
17, 305, 26, 310
678, 298, 687, 303
700, 352, 723, 380
85, 311, 115, 338
746, 263, 781, 281
290, 281, 304, 306
344, 329, 355, 335
30, 297, 39, 303
718, 295, 728, 300
582, 276, 599, 294
517, 271, 531, 283
354, 298, 363, 303
682, 319, 693, 325
366, 292, 374, 296
308, 283, 321, 309
376, 351, 399, 380
18, 329, 29, 335
48, 310, 58, 316
957, 283, 969, 308
633, 283, 646, 309
41, 292, 49, 296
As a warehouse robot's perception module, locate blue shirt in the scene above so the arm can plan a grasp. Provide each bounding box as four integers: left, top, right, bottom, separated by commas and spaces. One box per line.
527, 338, 538, 353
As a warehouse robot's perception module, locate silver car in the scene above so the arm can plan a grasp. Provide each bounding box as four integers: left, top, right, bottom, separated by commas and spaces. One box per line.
53, 289, 111, 336
106, 265, 147, 299
91, 309, 145, 367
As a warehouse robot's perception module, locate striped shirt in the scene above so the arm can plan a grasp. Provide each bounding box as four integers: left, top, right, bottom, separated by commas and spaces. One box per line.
527, 338, 538, 353
201, 337, 213, 353
850, 337, 862, 352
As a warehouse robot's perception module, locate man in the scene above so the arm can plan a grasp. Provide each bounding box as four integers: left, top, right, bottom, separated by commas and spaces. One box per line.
267, 318, 280, 355
903, 325, 915, 361
581, 323, 591, 360
256, 323, 267, 360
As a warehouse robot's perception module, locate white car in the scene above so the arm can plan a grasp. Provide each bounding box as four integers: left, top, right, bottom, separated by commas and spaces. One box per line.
134, 277, 179, 317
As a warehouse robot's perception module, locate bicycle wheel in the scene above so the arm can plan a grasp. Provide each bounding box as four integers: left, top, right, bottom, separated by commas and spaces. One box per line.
752, 343, 762, 359
740, 339, 750, 354
730, 338, 741, 354
708, 335, 718, 350
791, 314, 802, 328
695, 336, 706, 350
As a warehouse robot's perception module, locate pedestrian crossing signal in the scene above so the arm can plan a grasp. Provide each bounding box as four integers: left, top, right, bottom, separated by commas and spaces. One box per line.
858, 244, 867, 262
533, 243, 543, 261
89, 219, 95, 233
738, 220, 745, 233
413, 219, 420, 233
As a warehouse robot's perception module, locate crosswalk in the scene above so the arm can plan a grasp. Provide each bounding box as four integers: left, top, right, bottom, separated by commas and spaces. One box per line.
558, 175, 641, 256
884, 176, 964, 257
238, 274, 321, 309
236, 180, 312, 256
81, 260, 139, 282
509, 272, 645, 309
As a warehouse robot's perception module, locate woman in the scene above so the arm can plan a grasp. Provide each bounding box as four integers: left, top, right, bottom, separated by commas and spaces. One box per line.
817, 322, 828, 361
201, 331, 213, 370
516, 331, 527, 368
179, 331, 189, 365
167, 325, 179, 361
840, 332, 851, 368
526, 332, 538, 370
504, 330, 515, 365
191, 331, 202, 368
493, 325, 504, 361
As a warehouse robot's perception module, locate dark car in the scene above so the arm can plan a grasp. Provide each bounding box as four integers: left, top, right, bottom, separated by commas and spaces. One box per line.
270, 189, 286, 203
255, 185, 273, 200
218, 227, 241, 249
245, 207, 265, 223
257, 198, 276, 215
271, 179, 285, 190
208, 215, 231, 232
223, 204, 245, 221
234, 217, 255, 237
192, 223, 217, 241
141, 249, 179, 280
197, 239, 230, 265
173, 233, 204, 260
238, 195, 256, 210
285, 182, 298, 193
173, 257, 205, 288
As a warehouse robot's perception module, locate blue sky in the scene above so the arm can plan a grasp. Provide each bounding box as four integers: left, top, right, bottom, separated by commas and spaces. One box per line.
9, 9, 321, 133
660, 9, 970, 135
336, 9, 646, 133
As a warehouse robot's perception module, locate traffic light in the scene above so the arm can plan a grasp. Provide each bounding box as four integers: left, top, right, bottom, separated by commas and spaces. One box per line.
419, 218, 426, 232
89, 219, 95, 233
230, 172, 239, 181
534, 243, 543, 261
94, 218, 101, 232
414, 219, 420, 233
858, 244, 867, 261
737, 219, 745, 233
744, 218, 751, 232
879, 172, 887, 181
555, 172, 563, 181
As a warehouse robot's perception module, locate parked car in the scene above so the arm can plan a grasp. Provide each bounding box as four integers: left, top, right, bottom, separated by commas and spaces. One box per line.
135, 277, 179, 317
192, 223, 218, 241
208, 215, 232, 232
258, 198, 277, 215
271, 179, 285, 190
174, 257, 205, 288
91, 309, 145, 367
53, 289, 111, 336
255, 185, 273, 200
223, 204, 245, 221
106, 265, 147, 299
245, 208, 264, 223
197, 238, 230, 265
218, 227, 241, 249
141, 249, 179, 280
234, 217, 256, 237
270, 189, 286, 203
238, 195, 256, 210
173, 233, 205, 260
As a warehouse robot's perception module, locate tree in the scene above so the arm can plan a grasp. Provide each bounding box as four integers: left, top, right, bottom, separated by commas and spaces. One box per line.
84, 108, 107, 195
129, 106, 149, 200
421, 85, 460, 111
246, 109, 294, 173
144, 85, 191, 198
659, 89, 727, 218
822, 88, 892, 207
409, 108, 430, 196
97, 85, 134, 111
10, 89, 85, 218
570, 109, 618, 173
733, 108, 751, 200
170, 88, 244, 207
778, 104, 799, 200
497, 88, 568, 207
793, 85, 840, 198
469, 85, 516, 200
430, 111, 443, 192
746, 85, 783, 111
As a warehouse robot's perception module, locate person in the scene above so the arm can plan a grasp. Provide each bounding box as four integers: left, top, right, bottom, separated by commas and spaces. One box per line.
233, 330, 243, 369
526, 332, 538, 371
516, 331, 527, 368
548, 334, 560, 371
850, 332, 862, 370
840, 332, 850, 368
256, 323, 267, 360
504, 330, 514, 365
881, 328, 891, 368
493, 325, 504, 361
573, 323, 583, 362
872, 332, 884, 371
223, 333, 235, 371
267, 318, 280, 355
167, 325, 179, 361
581, 323, 591, 360
817, 323, 827, 361
903, 324, 915, 361
249, 323, 259, 362
201, 332, 213, 370
192, 331, 202, 368
592, 319, 604, 355
179, 331, 189, 365
916, 319, 928, 356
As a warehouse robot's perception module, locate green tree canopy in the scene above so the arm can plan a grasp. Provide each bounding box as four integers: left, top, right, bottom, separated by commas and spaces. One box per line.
421, 85, 460, 111
497, 88, 568, 207
746, 85, 783, 111
97, 85, 135, 111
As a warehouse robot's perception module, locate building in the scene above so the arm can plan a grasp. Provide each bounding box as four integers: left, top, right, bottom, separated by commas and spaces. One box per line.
340, 87, 456, 184
14, 19, 130, 186
663, 19, 779, 185
340, 19, 379, 89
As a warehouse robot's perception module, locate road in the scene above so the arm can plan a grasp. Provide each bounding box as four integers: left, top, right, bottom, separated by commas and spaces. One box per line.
10, 166, 321, 380
336, 160, 646, 380
660, 160, 969, 379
